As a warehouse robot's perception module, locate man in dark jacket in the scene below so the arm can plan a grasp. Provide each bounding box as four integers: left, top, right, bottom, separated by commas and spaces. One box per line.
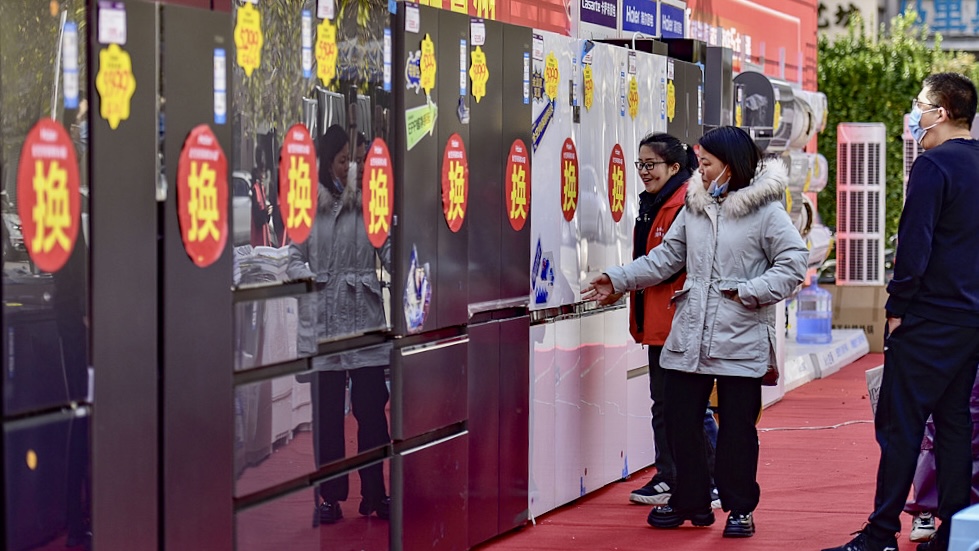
824, 72, 979, 551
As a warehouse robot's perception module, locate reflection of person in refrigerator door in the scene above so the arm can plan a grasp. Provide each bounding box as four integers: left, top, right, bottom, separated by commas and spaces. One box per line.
287, 124, 392, 527
584, 126, 807, 539
596, 133, 720, 512
249, 147, 275, 247
824, 73, 979, 551
355, 131, 368, 183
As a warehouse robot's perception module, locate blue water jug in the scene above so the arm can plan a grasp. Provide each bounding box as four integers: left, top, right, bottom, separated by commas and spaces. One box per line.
796, 283, 833, 344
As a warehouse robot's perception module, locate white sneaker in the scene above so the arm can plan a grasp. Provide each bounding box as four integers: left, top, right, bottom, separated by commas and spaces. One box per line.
710, 487, 722, 509
910, 511, 937, 542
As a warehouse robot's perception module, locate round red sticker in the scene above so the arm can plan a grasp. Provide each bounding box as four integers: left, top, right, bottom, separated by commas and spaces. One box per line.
441, 133, 468, 233
16, 119, 81, 273
362, 138, 395, 248
505, 139, 531, 231
176, 124, 228, 268
607, 143, 626, 223
278, 124, 318, 245
560, 138, 579, 222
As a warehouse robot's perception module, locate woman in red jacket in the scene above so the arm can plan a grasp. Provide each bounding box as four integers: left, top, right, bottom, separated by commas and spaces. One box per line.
606, 133, 718, 509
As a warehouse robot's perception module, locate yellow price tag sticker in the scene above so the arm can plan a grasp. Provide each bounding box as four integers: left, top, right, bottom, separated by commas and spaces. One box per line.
666, 80, 676, 122
234, 3, 263, 77
627, 76, 639, 120
315, 18, 338, 87
420, 34, 437, 95
583, 65, 594, 111
469, 46, 489, 103
544, 52, 560, 101
773, 101, 782, 131
95, 44, 137, 130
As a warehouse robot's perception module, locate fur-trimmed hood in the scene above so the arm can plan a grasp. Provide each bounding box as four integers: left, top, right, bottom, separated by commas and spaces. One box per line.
686, 158, 788, 218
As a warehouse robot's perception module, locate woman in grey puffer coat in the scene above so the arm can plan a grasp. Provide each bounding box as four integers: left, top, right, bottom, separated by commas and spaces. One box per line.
287, 124, 392, 526
584, 126, 808, 538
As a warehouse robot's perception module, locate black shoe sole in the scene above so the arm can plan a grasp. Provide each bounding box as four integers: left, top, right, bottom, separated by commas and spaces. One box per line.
647, 510, 715, 529
722, 526, 755, 538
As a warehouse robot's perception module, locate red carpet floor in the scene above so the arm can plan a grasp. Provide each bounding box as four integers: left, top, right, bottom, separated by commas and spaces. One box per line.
476, 353, 928, 551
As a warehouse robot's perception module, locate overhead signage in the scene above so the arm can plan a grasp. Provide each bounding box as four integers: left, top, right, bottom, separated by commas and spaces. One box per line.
580, 0, 617, 29
622, 0, 656, 35
659, 2, 685, 39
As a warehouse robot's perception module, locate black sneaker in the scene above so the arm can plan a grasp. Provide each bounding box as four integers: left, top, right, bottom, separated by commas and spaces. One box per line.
359, 496, 391, 520
314, 501, 343, 526
722, 511, 755, 538
646, 505, 714, 529
917, 523, 949, 551
629, 478, 673, 505
821, 530, 898, 551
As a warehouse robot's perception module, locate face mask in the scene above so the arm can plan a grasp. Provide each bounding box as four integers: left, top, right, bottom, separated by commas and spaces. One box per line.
909, 104, 940, 145
706, 166, 729, 198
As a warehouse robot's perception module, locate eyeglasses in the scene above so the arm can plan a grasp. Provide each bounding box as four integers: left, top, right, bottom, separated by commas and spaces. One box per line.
912, 98, 940, 111
634, 160, 669, 171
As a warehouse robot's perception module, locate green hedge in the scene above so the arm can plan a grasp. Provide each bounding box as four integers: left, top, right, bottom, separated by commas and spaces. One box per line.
816, 12, 979, 247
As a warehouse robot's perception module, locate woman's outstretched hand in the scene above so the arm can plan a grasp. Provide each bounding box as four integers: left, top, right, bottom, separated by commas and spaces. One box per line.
582, 273, 615, 303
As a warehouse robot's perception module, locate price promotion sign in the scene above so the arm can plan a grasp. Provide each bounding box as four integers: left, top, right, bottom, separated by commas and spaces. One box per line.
441, 133, 469, 232
315, 18, 338, 86
176, 125, 228, 268
278, 124, 318, 244
95, 43, 136, 130
17, 119, 81, 273
505, 139, 530, 231
607, 144, 625, 222
234, 2, 263, 77
362, 138, 395, 247
560, 138, 578, 221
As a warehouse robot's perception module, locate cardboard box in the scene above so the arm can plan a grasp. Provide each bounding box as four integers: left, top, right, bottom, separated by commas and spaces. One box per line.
820, 285, 888, 353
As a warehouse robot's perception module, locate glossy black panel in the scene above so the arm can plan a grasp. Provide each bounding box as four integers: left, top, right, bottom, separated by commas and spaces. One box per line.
161, 6, 234, 550
392, 6, 440, 336
433, 9, 469, 330
391, 336, 467, 441
235, 360, 391, 500
683, 61, 705, 142
87, 1, 159, 547
666, 59, 686, 141
498, 315, 530, 532
467, 21, 504, 308
394, 431, 468, 551
466, 321, 500, 546
4, 410, 89, 551
235, 460, 391, 551
500, 24, 533, 304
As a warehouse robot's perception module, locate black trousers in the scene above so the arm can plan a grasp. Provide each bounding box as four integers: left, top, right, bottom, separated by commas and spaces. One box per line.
312, 366, 391, 503
664, 369, 761, 514
648, 347, 717, 485
866, 313, 979, 541
648, 346, 676, 484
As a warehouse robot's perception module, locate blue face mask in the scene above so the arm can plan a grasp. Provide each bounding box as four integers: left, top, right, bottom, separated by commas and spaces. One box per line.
707, 166, 729, 198
909, 104, 940, 145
